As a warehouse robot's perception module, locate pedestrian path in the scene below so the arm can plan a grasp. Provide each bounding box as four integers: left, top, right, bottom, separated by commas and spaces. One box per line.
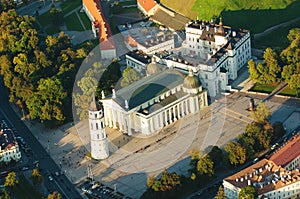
253, 17, 300, 40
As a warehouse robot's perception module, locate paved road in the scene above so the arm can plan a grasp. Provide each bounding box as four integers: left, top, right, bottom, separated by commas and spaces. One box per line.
0, 78, 83, 199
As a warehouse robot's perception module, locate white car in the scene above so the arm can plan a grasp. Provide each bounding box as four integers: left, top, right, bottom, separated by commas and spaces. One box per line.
48, 176, 53, 181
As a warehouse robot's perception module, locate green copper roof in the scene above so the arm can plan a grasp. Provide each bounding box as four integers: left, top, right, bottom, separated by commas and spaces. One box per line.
112, 69, 184, 109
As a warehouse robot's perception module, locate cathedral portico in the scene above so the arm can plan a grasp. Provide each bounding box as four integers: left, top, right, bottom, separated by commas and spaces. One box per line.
100, 68, 208, 136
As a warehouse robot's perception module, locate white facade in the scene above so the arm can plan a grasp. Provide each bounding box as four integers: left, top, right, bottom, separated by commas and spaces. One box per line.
88, 98, 109, 160
101, 69, 208, 135
125, 50, 151, 75
223, 159, 300, 199
0, 129, 21, 163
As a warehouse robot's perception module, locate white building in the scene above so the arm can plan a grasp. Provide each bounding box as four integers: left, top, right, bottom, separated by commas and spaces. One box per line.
125, 50, 151, 76
0, 129, 21, 163
88, 96, 109, 160
125, 19, 251, 97
100, 67, 208, 135
223, 159, 300, 199
124, 28, 175, 55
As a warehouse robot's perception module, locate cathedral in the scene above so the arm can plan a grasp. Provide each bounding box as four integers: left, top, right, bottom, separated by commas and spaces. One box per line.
100, 63, 208, 136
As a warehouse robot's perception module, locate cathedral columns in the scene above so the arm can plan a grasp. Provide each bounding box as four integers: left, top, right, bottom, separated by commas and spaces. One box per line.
112, 109, 117, 129
181, 102, 185, 117
173, 106, 177, 121
169, 108, 172, 123
164, 110, 168, 125
160, 112, 164, 128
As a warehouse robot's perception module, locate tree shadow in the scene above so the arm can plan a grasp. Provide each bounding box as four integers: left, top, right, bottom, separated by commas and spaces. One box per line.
220, 1, 300, 33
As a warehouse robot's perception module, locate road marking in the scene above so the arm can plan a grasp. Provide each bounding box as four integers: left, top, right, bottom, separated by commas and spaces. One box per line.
52, 178, 71, 199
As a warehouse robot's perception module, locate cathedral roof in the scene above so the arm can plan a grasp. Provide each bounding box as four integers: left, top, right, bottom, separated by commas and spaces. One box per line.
183, 69, 200, 89
89, 95, 101, 111
147, 57, 163, 75
103, 69, 184, 110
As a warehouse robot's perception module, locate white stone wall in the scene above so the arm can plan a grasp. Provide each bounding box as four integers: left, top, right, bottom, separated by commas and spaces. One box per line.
0, 145, 21, 163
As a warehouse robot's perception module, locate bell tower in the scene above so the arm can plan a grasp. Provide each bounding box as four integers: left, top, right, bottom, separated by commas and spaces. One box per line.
88, 94, 109, 159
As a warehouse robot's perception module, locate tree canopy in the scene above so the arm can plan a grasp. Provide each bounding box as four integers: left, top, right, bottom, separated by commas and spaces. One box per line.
224, 141, 247, 166
0, 10, 88, 124
146, 169, 180, 192
120, 67, 141, 88
238, 186, 258, 199
248, 28, 299, 95
47, 191, 61, 199
4, 172, 18, 187
30, 168, 43, 185
250, 102, 271, 124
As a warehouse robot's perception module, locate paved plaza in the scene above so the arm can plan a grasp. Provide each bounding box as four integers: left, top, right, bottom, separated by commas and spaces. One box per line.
20, 90, 299, 198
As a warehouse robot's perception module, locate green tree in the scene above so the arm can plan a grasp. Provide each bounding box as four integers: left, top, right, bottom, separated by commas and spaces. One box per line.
263, 48, 281, 83
224, 141, 246, 166
287, 28, 300, 43
120, 67, 141, 87
0, 0, 16, 12
50, 7, 63, 26
4, 172, 18, 188
288, 74, 300, 97
208, 146, 223, 167
30, 168, 43, 185
47, 192, 61, 199
238, 186, 258, 199
215, 185, 226, 199
197, 155, 214, 177
159, 169, 180, 192
147, 170, 180, 192
248, 59, 260, 82
0, 190, 10, 199
250, 102, 271, 124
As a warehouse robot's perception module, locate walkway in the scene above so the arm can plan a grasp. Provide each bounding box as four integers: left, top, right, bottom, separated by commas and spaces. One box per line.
253, 17, 300, 40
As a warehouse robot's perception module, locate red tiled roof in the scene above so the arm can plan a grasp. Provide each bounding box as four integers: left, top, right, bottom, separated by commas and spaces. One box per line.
224, 159, 300, 195
83, 0, 114, 47
100, 38, 115, 50
269, 135, 300, 167
137, 0, 157, 12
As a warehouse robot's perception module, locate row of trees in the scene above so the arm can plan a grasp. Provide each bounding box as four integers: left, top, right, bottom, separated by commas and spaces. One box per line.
0, 9, 89, 124
224, 103, 285, 166
3, 170, 61, 199
248, 28, 300, 94
144, 169, 181, 198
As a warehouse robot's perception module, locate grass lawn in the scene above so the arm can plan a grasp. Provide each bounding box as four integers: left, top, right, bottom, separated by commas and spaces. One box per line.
161, 0, 197, 18
60, 0, 82, 14
279, 86, 300, 97
36, 10, 51, 27
37, 11, 61, 34
250, 83, 277, 94
161, 0, 300, 34
64, 12, 84, 31
252, 18, 300, 50
78, 11, 91, 30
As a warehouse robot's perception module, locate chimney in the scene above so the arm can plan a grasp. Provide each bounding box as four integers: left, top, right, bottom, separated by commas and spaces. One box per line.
232, 31, 236, 37
247, 180, 251, 186
206, 25, 209, 31
101, 90, 105, 99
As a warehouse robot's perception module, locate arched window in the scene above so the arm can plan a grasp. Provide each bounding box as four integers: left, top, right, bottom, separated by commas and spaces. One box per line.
96, 123, 98, 130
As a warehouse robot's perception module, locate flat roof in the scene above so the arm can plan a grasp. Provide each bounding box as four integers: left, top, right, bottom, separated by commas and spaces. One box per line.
126, 50, 151, 64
